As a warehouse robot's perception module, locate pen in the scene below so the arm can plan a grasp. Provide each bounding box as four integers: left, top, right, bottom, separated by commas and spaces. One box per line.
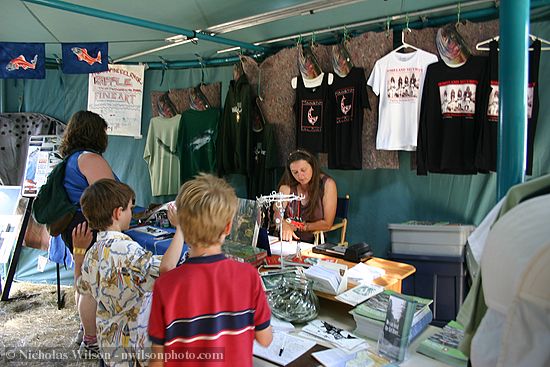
278, 334, 287, 356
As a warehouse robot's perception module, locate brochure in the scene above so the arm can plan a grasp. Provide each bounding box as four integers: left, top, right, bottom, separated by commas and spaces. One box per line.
335, 283, 384, 306
302, 320, 366, 352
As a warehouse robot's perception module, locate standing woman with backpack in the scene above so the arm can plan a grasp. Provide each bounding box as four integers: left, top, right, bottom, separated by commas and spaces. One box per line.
58, 110, 117, 357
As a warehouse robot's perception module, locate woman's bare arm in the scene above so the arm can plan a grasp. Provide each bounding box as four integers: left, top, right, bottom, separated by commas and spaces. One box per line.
78, 152, 115, 184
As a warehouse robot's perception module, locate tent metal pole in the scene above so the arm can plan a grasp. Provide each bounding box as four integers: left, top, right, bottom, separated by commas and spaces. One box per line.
496, 0, 530, 200
22, 0, 267, 53
0, 80, 5, 113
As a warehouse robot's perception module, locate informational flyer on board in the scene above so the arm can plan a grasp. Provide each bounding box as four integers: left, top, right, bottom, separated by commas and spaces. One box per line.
87, 64, 145, 138
21, 136, 62, 197
0, 186, 23, 263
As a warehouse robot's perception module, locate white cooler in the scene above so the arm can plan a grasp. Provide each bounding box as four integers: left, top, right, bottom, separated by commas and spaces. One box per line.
389, 222, 475, 256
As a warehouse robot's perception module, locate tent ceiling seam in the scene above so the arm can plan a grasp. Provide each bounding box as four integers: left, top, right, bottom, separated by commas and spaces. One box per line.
22, 1, 61, 43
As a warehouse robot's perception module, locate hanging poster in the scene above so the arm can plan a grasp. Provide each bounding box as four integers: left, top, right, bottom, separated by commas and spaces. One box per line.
21, 135, 62, 197
87, 64, 145, 138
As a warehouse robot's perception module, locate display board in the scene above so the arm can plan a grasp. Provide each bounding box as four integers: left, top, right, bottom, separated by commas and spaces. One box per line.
21, 135, 62, 197
87, 64, 145, 138
0, 186, 24, 264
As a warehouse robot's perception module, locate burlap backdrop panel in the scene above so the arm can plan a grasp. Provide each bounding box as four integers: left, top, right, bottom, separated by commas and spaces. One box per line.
150, 82, 222, 117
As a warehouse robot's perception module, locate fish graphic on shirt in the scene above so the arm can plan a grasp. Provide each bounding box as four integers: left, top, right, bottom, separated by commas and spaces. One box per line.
340, 95, 352, 115
5, 55, 38, 71
188, 129, 214, 151
307, 106, 318, 125
71, 47, 102, 65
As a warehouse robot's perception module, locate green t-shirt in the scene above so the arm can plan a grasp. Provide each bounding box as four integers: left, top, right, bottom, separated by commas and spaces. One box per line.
144, 114, 181, 196
177, 108, 219, 182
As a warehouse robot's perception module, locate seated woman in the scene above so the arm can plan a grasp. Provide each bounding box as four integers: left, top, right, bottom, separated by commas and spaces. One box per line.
278, 150, 337, 243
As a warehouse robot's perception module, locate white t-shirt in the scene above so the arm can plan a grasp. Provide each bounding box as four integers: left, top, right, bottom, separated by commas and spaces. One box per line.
368, 49, 438, 151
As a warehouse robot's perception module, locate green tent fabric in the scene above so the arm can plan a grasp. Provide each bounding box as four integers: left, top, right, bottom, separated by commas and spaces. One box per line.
1, 247, 74, 286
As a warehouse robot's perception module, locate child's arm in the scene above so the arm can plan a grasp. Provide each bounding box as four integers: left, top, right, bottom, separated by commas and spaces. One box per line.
253, 269, 273, 347
255, 325, 273, 347
160, 204, 184, 274
149, 343, 164, 367
127, 243, 161, 292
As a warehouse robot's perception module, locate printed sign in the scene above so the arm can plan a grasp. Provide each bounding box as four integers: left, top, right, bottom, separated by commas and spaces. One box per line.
87, 64, 145, 137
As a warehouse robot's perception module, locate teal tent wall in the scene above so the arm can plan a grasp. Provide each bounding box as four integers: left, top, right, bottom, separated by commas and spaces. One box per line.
2, 22, 549, 266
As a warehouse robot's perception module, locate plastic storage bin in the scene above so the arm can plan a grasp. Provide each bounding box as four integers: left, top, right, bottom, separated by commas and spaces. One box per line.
388, 222, 474, 256
389, 253, 466, 327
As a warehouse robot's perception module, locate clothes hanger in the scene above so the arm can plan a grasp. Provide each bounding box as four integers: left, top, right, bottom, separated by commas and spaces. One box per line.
476, 34, 550, 51
392, 16, 419, 53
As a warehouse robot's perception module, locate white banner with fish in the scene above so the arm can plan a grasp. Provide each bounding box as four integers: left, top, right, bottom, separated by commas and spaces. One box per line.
87, 64, 145, 138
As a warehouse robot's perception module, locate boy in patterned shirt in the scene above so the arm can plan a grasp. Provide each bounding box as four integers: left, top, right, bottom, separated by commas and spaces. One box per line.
77, 179, 176, 366
148, 173, 273, 366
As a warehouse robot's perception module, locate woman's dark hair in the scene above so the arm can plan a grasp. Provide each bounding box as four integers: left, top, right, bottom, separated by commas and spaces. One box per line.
279, 149, 323, 219
59, 111, 108, 157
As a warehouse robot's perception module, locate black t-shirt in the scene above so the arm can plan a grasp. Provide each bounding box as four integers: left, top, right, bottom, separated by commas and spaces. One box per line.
328, 67, 370, 169
248, 123, 280, 199
476, 40, 541, 174
294, 73, 331, 153
417, 56, 489, 175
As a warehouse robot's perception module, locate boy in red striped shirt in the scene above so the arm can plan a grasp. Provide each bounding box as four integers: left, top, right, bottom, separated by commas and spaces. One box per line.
148, 174, 272, 366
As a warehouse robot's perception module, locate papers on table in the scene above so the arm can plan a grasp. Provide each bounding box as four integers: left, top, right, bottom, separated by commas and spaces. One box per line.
253, 331, 315, 366
347, 262, 386, 285
311, 348, 374, 367
301, 320, 368, 352
269, 236, 314, 256
130, 225, 172, 238
304, 264, 341, 294
270, 316, 295, 333
335, 283, 385, 306
304, 262, 348, 295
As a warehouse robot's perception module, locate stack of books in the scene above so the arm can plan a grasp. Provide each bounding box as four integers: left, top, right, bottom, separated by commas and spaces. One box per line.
349, 290, 433, 342
222, 241, 267, 267
416, 320, 468, 367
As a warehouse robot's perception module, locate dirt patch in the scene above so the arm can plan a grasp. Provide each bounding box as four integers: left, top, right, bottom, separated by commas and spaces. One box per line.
0, 282, 96, 366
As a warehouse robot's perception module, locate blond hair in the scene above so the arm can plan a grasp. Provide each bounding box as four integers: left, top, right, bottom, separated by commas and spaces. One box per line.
176, 173, 237, 247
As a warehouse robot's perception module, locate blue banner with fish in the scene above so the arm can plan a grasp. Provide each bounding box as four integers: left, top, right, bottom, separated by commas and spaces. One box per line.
0, 42, 45, 79
62, 42, 108, 74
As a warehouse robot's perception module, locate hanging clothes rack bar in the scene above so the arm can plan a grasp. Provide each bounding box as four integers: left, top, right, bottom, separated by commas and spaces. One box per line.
22, 0, 268, 52
254, 0, 496, 46
476, 34, 550, 51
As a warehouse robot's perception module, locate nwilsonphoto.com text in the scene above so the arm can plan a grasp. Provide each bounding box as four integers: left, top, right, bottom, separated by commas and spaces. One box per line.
1, 347, 225, 363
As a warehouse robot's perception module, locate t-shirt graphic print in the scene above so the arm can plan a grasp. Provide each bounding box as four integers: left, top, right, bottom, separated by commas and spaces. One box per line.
301, 100, 323, 132
438, 80, 477, 117
386, 70, 421, 100
486, 82, 535, 122
334, 87, 354, 124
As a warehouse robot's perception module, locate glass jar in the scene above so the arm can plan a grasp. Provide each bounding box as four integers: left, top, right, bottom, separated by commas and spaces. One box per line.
267, 274, 319, 323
